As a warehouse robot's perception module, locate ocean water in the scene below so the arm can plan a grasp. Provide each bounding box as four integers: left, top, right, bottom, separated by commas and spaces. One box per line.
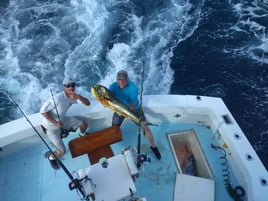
0, 0, 267, 168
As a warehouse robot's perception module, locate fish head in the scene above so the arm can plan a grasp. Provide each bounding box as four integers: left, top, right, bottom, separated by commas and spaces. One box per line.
91, 84, 112, 101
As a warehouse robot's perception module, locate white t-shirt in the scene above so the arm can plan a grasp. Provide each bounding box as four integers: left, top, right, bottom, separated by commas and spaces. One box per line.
40, 92, 78, 129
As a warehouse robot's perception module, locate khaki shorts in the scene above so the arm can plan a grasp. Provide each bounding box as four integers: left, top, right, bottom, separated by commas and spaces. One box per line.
45, 116, 81, 153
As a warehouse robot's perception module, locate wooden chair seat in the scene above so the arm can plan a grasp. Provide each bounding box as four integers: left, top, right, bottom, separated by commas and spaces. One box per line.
68, 126, 122, 164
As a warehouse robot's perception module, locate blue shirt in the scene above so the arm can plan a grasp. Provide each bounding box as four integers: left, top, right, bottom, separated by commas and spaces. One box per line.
109, 80, 140, 111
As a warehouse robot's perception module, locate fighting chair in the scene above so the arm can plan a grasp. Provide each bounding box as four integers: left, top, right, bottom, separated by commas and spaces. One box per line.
68, 126, 123, 164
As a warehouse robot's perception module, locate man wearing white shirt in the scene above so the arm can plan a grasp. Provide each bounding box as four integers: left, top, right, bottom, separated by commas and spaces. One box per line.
40, 77, 90, 167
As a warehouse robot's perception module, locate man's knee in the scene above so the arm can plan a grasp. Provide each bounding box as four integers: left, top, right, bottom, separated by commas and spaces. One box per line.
81, 121, 88, 127
80, 121, 88, 131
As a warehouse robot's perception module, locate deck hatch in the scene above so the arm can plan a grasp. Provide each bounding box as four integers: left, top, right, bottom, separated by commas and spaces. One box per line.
167, 129, 213, 179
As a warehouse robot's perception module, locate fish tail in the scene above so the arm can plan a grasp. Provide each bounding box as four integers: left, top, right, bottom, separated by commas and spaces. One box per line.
139, 121, 158, 127
146, 122, 158, 126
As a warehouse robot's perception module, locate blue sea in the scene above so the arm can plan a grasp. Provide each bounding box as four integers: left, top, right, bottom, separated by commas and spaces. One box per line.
0, 0, 267, 169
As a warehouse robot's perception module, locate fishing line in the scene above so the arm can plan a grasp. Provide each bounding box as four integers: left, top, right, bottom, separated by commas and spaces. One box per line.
7, 93, 88, 200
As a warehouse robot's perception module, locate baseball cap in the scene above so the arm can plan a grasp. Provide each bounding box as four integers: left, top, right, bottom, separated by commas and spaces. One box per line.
62, 77, 75, 85
117, 70, 128, 80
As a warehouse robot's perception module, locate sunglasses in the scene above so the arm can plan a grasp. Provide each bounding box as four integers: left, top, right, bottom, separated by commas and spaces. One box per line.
64, 83, 76, 88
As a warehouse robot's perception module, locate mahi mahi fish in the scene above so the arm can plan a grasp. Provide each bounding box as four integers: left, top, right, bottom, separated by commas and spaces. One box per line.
91, 84, 156, 127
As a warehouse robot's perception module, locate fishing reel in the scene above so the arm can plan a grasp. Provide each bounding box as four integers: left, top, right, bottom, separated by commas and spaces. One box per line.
61, 129, 69, 138
69, 176, 95, 201
69, 175, 92, 190
69, 178, 81, 190
137, 154, 151, 168
61, 127, 75, 138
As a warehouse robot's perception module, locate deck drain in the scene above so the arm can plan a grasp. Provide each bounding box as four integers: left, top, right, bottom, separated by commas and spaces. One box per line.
233, 133, 241, 140
246, 154, 253, 161
260, 178, 267, 186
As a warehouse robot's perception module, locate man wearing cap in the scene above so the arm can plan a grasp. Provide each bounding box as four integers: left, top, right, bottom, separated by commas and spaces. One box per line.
109, 70, 161, 160
40, 77, 90, 168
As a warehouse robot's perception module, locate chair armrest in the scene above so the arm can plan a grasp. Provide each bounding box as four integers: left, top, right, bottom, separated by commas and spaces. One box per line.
124, 150, 139, 176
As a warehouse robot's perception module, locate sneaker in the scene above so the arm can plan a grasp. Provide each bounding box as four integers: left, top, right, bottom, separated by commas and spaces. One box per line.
48, 155, 60, 170
80, 131, 91, 137
44, 151, 60, 170
44, 151, 52, 158
151, 146, 161, 160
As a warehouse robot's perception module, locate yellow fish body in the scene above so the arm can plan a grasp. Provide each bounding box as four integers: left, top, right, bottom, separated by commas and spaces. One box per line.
90, 84, 155, 127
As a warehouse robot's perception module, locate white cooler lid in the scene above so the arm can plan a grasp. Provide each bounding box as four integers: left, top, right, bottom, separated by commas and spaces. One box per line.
173, 173, 215, 201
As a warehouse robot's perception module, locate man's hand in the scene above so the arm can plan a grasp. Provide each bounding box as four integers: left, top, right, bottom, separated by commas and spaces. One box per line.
42, 112, 63, 127
68, 92, 90, 106
129, 103, 136, 110
68, 92, 79, 101
55, 121, 64, 128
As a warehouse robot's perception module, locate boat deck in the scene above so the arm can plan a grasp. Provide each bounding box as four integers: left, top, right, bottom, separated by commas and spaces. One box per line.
0, 121, 240, 201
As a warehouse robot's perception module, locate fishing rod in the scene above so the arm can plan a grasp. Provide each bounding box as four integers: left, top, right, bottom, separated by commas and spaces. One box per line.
50, 89, 70, 138
136, 63, 151, 168
50, 89, 61, 124
7, 94, 89, 200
